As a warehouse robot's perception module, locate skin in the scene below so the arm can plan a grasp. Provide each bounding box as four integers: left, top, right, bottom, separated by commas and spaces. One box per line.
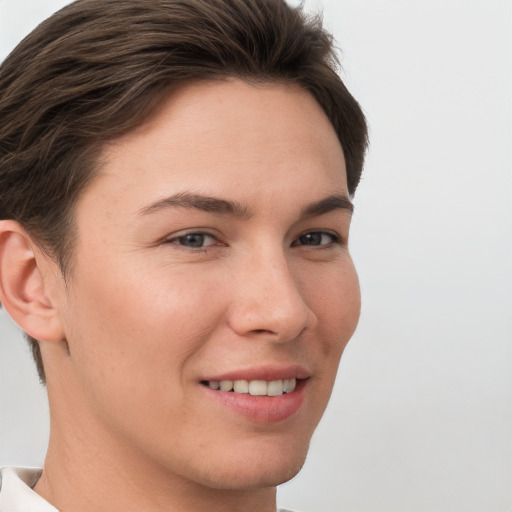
0, 79, 360, 512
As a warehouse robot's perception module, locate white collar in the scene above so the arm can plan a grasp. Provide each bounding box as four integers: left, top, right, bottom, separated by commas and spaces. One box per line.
0, 468, 58, 512
0, 467, 296, 512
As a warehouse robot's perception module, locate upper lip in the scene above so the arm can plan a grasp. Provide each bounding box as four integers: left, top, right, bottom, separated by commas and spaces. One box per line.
201, 364, 311, 382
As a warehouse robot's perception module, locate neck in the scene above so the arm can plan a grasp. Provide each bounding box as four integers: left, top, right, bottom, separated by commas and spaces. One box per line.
35, 430, 277, 512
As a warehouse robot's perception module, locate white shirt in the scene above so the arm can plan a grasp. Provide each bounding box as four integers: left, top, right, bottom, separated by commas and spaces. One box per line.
0, 467, 296, 512
0, 468, 57, 512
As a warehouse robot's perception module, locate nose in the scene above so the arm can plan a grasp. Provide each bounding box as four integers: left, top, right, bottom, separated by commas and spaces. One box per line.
227, 249, 317, 342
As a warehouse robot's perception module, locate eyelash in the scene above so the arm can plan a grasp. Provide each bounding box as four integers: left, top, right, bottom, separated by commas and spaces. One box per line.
167, 231, 341, 250
168, 233, 219, 249
291, 231, 340, 247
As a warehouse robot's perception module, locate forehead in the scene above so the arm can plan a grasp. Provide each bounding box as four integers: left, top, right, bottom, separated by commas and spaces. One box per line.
81, 79, 347, 219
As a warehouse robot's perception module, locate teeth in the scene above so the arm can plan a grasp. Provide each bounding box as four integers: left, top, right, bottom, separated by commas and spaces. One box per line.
219, 380, 233, 392
283, 378, 296, 393
233, 380, 249, 393
249, 380, 267, 396
208, 378, 297, 396
267, 380, 284, 396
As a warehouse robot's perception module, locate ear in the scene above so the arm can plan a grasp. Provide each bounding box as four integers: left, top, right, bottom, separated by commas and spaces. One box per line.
0, 220, 65, 342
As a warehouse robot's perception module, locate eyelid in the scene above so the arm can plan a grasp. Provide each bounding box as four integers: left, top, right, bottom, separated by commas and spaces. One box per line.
161, 227, 343, 249
291, 229, 342, 247
165, 229, 223, 248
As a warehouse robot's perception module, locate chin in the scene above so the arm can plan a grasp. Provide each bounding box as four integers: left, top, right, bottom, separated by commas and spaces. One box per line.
195, 438, 311, 491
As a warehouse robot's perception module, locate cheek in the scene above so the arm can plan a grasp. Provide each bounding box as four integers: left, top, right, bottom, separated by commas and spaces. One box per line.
63, 259, 228, 390
305, 259, 361, 359
60, 263, 231, 443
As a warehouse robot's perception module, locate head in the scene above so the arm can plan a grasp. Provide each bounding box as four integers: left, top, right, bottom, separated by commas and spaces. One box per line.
0, 0, 367, 497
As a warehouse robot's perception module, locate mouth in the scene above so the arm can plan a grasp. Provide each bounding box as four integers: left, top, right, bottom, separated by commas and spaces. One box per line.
200, 378, 299, 396
199, 370, 309, 422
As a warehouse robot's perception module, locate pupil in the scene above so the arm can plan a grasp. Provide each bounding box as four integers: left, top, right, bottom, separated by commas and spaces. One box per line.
300, 233, 321, 245
183, 234, 204, 247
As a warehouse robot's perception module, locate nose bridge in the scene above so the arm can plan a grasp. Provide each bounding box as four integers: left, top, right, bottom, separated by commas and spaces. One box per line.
229, 244, 315, 341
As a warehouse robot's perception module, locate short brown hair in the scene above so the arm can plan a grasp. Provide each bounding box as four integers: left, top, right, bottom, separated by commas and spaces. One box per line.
0, 0, 368, 384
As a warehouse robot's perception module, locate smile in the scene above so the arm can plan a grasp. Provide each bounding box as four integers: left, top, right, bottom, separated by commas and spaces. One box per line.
201, 377, 307, 423
203, 378, 297, 396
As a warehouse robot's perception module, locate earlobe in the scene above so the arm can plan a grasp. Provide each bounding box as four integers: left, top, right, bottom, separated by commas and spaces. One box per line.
0, 220, 65, 342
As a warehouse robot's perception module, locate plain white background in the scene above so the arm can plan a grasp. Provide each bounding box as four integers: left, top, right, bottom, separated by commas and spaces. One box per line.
1, 1, 511, 511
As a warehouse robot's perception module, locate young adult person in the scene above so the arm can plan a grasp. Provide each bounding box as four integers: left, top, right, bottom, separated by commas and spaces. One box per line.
0, 0, 368, 510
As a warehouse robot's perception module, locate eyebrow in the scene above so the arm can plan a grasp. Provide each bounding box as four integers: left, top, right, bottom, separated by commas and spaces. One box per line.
138, 192, 353, 219
300, 194, 354, 218
138, 192, 250, 218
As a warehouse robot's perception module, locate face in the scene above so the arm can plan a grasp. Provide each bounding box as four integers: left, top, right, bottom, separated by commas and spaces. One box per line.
53, 80, 360, 491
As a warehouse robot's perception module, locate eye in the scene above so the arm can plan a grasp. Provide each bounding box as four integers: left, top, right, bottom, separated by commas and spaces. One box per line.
292, 231, 340, 247
169, 232, 218, 248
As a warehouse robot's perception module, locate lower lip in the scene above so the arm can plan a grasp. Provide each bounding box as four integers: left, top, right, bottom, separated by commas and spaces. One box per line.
201, 380, 307, 423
